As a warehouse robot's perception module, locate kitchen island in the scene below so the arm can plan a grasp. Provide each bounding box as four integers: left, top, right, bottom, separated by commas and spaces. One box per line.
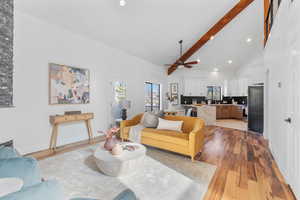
213, 104, 244, 120
183, 104, 245, 125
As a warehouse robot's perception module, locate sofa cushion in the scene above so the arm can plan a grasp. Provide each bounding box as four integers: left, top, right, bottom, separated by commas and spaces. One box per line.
0, 157, 41, 188
142, 128, 189, 146
0, 180, 65, 200
0, 147, 19, 159
0, 178, 23, 198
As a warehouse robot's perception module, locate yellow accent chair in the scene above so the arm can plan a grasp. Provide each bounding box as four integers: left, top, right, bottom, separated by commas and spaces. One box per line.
120, 114, 205, 161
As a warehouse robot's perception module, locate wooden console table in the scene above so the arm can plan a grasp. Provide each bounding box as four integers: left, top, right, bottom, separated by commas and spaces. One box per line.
49, 113, 94, 151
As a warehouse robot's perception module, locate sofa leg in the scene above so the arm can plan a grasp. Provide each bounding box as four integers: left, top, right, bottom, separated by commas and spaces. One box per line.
191, 156, 195, 162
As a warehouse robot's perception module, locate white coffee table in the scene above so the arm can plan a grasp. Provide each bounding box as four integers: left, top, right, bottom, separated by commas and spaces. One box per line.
94, 142, 146, 177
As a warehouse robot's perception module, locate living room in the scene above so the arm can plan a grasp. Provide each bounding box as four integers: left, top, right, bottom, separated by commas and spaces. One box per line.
0, 0, 299, 200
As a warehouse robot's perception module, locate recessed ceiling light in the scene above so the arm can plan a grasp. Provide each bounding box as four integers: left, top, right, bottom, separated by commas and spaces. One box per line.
213, 68, 219, 72
210, 36, 215, 40
120, 0, 126, 6
246, 38, 252, 43
228, 60, 233, 64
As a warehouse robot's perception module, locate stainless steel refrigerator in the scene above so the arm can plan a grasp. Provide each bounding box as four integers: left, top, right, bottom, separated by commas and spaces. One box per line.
248, 86, 264, 134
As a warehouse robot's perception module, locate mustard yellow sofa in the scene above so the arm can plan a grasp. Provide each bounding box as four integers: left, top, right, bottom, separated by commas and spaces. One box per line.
120, 114, 205, 161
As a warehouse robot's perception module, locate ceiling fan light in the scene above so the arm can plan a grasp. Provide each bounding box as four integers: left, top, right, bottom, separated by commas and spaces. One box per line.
120, 0, 126, 6
178, 65, 185, 69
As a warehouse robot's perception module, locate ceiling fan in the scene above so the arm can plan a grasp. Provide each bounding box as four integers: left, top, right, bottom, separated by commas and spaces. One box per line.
164, 40, 200, 69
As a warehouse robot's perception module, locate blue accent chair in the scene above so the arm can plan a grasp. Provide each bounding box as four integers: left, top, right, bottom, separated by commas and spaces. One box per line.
0, 147, 137, 200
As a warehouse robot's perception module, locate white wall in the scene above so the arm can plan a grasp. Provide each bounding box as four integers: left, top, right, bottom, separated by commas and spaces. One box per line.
235, 56, 265, 85
264, 0, 300, 198
0, 10, 167, 154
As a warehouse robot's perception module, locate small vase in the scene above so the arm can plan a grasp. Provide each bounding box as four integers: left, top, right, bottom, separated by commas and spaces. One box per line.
104, 136, 117, 151
111, 143, 123, 156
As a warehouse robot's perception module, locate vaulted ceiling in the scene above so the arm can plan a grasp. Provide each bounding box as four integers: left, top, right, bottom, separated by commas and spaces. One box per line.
16, 0, 264, 73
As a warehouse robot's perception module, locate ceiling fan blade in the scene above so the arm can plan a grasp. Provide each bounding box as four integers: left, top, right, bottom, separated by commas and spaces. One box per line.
184, 61, 199, 65
184, 65, 193, 68
164, 64, 172, 66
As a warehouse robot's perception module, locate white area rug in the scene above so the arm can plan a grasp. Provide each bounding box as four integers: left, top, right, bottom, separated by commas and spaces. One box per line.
39, 145, 216, 200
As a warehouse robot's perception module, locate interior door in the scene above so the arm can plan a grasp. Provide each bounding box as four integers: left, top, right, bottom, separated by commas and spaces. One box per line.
285, 2, 300, 197
248, 86, 264, 133
286, 49, 300, 198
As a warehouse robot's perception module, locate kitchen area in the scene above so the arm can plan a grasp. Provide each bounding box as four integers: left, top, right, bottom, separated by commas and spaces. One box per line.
168, 75, 253, 131
168, 70, 264, 133
180, 95, 248, 130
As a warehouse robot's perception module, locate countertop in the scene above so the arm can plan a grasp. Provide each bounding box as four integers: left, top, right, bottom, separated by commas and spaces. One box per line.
183, 104, 245, 107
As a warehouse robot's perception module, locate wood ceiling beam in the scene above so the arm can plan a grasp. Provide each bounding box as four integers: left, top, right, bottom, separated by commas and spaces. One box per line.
167, 0, 255, 75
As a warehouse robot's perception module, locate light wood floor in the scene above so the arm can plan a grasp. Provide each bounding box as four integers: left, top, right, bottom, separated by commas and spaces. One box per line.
215, 119, 248, 131
200, 126, 296, 200
29, 127, 296, 199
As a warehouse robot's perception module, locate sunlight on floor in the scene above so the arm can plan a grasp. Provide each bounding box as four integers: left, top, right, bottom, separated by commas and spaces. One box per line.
215, 119, 247, 131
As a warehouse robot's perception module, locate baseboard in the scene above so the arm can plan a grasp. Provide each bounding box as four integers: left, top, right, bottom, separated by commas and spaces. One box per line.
25, 136, 105, 160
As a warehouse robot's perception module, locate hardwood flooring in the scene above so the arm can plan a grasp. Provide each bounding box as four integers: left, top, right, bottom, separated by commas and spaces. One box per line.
27, 136, 104, 160
199, 126, 296, 200
29, 126, 296, 199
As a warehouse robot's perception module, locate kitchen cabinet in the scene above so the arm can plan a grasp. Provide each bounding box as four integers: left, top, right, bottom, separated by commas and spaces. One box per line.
226, 78, 249, 97
215, 105, 244, 120
184, 79, 207, 96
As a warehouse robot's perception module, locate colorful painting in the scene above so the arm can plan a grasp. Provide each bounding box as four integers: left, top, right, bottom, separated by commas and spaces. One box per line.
49, 63, 90, 104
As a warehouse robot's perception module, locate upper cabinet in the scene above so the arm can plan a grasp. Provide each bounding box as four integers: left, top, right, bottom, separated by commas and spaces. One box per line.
183, 77, 249, 97
226, 78, 248, 97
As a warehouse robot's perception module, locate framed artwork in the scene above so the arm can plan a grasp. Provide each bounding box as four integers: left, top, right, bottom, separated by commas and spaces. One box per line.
170, 83, 179, 105
49, 63, 90, 105
114, 81, 126, 103
170, 83, 178, 94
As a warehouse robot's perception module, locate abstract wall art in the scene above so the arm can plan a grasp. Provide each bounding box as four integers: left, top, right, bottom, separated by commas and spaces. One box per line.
0, 0, 14, 107
49, 63, 90, 105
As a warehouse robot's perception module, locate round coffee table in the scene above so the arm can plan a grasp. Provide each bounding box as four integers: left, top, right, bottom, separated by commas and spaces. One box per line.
94, 142, 146, 177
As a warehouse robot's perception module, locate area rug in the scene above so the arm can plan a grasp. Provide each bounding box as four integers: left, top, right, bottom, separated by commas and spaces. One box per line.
38, 145, 216, 200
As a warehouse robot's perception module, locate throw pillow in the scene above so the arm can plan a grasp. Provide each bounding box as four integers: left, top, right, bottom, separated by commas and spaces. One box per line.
156, 118, 183, 132
0, 180, 65, 200
0, 157, 41, 188
141, 112, 159, 128
0, 178, 23, 198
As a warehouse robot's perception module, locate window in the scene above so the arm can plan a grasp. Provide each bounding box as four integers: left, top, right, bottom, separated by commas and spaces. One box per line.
145, 82, 161, 112
207, 86, 221, 101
